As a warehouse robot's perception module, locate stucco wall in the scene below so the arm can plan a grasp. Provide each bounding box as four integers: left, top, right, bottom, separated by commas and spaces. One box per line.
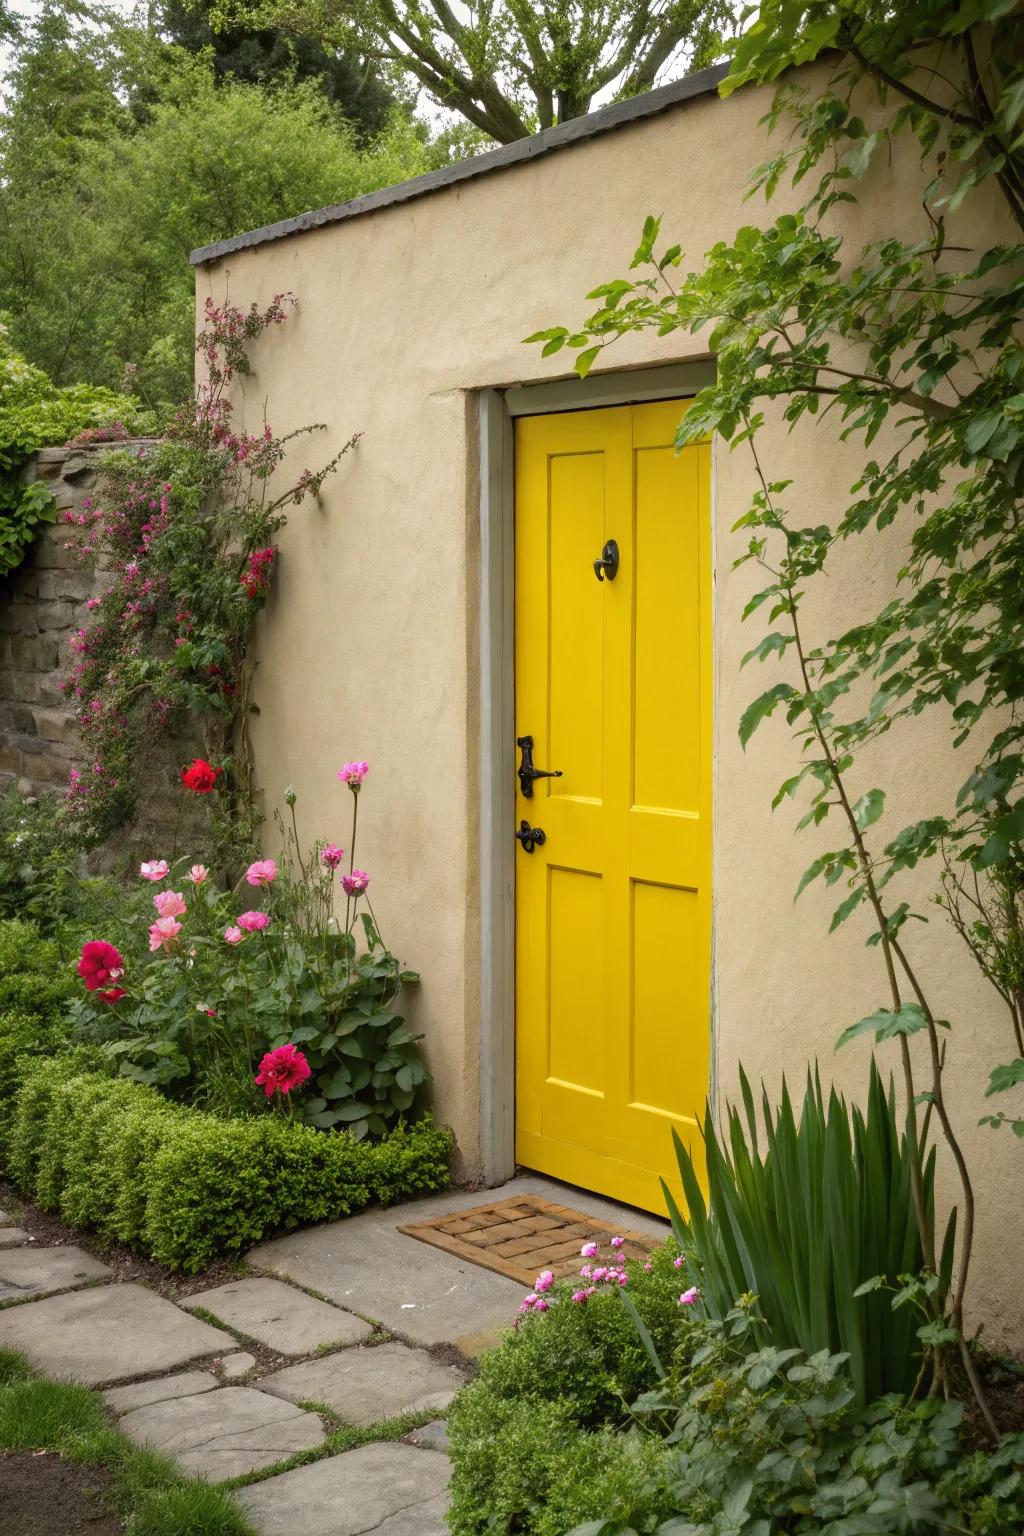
195, 71, 1022, 1344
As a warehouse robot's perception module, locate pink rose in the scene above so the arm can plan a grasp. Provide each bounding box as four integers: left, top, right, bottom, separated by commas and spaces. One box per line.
148, 916, 182, 952
237, 910, 270, 932
153, 890, 187, 919
140, 859, 169, 881
534, 1271, 554, 1294
341, 869, 369, 896
224, 926, 245, 945
678, 1287, 700, 1306
187, 864, 208, 885
245, 859, 277, 887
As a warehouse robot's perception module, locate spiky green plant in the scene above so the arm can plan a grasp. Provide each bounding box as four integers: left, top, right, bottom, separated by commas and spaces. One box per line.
665, 1061, 956, 1404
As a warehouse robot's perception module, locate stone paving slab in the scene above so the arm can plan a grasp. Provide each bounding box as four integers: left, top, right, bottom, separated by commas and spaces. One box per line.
0, 1282, 231, 1385
119, 1386, 325, 1481
249, 1173, 667, 1351
0, 1228, 32, 1248
104, 1371, 219, 1415
403, 1418, 449, 1452
220, 1351, 257, 1382
257, 1341, 465, 1425
236, 1440, 451, 1535
0, 1244, 109, 1300
181, 1277, 372, 1355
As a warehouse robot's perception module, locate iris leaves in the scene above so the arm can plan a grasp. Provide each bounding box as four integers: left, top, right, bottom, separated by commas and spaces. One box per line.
664, 1061, 955, 1406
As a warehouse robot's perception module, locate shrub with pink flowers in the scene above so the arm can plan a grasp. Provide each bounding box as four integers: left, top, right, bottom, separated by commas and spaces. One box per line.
58, 293, 358, 860
67, 768, 428, 1138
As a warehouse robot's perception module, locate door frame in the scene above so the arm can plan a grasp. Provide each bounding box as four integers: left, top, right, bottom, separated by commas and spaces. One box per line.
476, 361, 718, 1187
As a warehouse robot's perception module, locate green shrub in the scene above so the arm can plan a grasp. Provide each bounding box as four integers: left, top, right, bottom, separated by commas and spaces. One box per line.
1, 1057, 452, 1270
0, 917, 77, 1107
447, 1397, 670, 1536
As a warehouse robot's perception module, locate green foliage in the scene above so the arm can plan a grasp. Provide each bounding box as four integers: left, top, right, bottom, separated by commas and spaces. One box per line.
0, 17, 441, 404
0, 917, 77, 1104
0, 1056, 451, 1270
0, 325, 143, 576
666, 1063, 949, 1405
0, 786, 78, 931
214, 0, 732, 143
566, 1303, 1024, 1536
0, 1353, 256, 1534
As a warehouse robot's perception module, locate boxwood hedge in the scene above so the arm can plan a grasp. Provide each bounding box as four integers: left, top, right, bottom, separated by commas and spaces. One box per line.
1, 1057, 452, 1270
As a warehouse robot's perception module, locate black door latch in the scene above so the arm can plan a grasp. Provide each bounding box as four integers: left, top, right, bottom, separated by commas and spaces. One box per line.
517, 735, 563, 799
515, 820, 546, 853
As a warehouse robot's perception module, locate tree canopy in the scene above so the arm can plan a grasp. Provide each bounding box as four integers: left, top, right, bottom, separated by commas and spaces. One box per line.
212, 0, 734, 141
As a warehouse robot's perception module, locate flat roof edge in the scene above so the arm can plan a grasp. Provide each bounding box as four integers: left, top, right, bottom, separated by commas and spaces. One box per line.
190, 61, 729, 267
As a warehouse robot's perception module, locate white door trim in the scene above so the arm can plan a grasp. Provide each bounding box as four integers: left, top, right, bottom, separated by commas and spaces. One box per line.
476, 359, 716, 1187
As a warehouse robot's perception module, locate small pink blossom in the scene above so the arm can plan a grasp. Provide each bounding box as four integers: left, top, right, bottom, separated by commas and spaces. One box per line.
187, 864, 208, 885
581, 1242, 600, 1259
320, 844, 344, 869
643, 1262, 653, 1273
245, 859, 277, 887
592, 1266, 608, 1283
342, 869, 369, 896
673, 1255, 686, 1269
237, 910, 270, 932
579, 1265, 592, 1280
140, 859, 169, 881
337, 760, 369, 786
534, 1271, 554, 1294
224, 926, 245, 945
678, 1287, 700, 1306
148, 916, 182, 952
534, 1298, 550, 1313
153, 890, 187, 919
196, 1003, 217, 1018
610, 1236, 624, 1250
519, 1294, 539, 1314
571, 1289, 591, 1304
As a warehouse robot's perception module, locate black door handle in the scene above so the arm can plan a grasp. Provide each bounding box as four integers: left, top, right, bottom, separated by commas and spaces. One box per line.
594, 539, 619, 581
515, 821, 546, 853
517, 735, 562, 799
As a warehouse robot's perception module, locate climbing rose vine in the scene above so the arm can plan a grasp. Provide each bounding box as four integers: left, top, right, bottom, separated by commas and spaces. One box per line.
60, 294, 358, 858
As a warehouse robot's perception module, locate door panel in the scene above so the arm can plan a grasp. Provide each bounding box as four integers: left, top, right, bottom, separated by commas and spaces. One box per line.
514, 400, 711, 1213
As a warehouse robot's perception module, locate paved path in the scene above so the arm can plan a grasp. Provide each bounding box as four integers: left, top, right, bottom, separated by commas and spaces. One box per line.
0, 1179, 667, 1533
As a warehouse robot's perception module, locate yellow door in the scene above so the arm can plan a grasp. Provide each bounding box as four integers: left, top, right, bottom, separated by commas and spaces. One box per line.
514, 400, 711, 1213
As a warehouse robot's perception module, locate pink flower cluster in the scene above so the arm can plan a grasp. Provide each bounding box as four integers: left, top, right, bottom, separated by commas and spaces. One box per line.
240, 546, 277, 600
516, 1235, 700, 1320
337, 760, 369, 786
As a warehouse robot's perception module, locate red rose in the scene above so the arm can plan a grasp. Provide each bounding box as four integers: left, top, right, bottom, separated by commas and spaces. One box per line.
181, 758, 220, 794
98, 987, 126, 1005
78, 941, 124, 993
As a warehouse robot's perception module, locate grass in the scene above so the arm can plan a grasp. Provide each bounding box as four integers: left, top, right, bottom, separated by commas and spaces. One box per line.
224, 1405, 446, 1488
0, 1348, 256, 1534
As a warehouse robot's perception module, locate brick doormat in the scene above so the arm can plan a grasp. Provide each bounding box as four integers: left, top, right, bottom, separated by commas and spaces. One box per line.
396, 1194, 661, 1286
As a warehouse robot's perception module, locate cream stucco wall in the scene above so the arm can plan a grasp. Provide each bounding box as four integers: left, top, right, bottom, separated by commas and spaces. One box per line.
195, 71, 1022, 1345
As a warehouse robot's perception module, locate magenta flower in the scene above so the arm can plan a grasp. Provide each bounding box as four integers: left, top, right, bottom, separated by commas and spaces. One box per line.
673, 1255, 686, 1269
592, 1267, 608, 1283
254, 1043, 312, 1100
140, 859, 169, 881
237, 910, 270, 933
611, 1236, 624, 1250
320, 843, 344, 869
153, 890, 187, 919
337, 760, 369, 787
581, 1242, 600, 1259
579, 1265, 592, 1280
148, 916, 182, 952
534, 1298, 550, 1313
245, 859, 277, 887
678, 1287, 700, 1306
188, 864, 209, 885
571, 1289, 590, 1304
534, 1271, 554, 1294
342, 869, 369, 896
224, 926, 245, 945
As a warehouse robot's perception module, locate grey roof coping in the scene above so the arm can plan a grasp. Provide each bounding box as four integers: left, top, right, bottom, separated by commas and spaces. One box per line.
190, 61, 729, 267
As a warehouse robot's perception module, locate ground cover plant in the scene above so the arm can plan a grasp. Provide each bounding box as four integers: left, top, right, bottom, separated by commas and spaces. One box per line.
0, 1346, 255, 1534
446, 1240, 1024, 1536
536, 0, 1024, 1436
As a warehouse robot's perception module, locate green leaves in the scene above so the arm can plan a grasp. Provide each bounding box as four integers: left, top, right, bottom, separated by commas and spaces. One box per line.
836, 1003, 931, 1050
985, 1059, 1024, 1097
976, 803, 1024, 868
738, 683, 797, 748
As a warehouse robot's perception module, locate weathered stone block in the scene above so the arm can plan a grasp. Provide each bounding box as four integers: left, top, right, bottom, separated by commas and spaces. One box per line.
10, 635, 59, 670
35, 601, 74, 632
0, 745, 22, 775
32, 707, 79, 744
38, 569, 95, 603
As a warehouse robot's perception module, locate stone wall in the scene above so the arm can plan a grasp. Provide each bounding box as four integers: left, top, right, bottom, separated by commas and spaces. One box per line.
0, 442, 157, 801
